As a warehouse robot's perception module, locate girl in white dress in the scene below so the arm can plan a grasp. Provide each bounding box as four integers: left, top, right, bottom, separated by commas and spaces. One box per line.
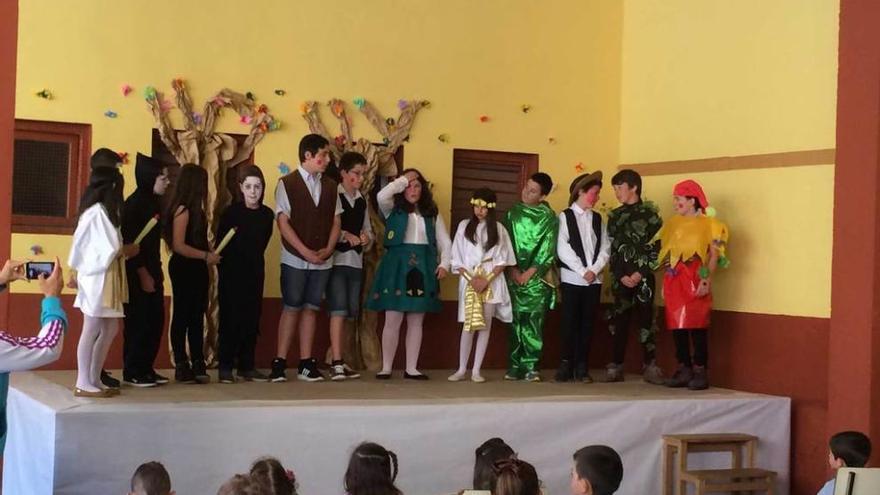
449, 188, 515, 383
68, 152, 139, 397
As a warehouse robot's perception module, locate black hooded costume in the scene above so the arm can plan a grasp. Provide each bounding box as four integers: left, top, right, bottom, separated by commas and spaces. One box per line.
120, 153, 166, 382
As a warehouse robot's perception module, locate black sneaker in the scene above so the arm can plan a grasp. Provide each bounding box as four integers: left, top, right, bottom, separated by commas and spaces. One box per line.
149, 370, 170, 385
123, 374, 158, 388
554, 360, 574, 382
175, 362, 197, 384
342, 363, 361, 379
269, 358, 288, 382
297, 358, 325, 382
101, 370, 121, 389
192, 361, 211, 384
218, 369, 235, 384
237, 369, 270, 382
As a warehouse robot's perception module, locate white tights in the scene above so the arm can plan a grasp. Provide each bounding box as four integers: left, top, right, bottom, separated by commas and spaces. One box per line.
380, 311, 425, 375
76, 316, 119, 392
455, 303, 495, 377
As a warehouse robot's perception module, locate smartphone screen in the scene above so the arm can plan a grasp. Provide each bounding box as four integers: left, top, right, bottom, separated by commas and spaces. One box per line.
26, 261, 55, 280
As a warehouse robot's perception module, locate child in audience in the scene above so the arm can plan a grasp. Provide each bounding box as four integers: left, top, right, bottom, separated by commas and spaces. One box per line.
570, 445, 623, 495
327, 152, 373, 380
470, 437, 515, 493
817, 431, 872, 495
493, 458, 540, 495
216, 165, 274, 384
344, 442, 403, 495
129, 461, 174, 495
69, 150, 139, 397
217, 474, 268, 495
250, 456, 298, 495
368, 169, 451, 380
163, 164, 221, 384
449, 188, 515, 383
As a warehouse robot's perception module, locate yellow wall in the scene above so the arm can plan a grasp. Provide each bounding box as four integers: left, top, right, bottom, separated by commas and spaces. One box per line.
13, 0, 839, 318
13, 0, 623, 298
619, 0, 838, 317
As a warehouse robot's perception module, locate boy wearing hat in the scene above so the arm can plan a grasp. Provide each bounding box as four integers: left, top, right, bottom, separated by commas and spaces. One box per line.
556, 171, 610, 383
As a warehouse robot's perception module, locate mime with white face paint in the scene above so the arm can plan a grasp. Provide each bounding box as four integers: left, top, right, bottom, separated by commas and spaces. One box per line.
215, 164, 275, 384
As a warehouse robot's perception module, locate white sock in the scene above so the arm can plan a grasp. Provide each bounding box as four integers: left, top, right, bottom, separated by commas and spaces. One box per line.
76, 316, 101, 391
456, 330, 474, 374
89, 318, 119, 387
404, 312, 425, 374
380, 311, 404, 373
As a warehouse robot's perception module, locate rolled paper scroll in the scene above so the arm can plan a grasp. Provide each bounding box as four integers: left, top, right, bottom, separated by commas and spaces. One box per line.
134, 215, 159, 244
216, 227, 237, 254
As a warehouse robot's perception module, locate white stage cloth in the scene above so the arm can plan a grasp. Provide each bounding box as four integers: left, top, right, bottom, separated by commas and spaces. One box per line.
3, 371, 790, 495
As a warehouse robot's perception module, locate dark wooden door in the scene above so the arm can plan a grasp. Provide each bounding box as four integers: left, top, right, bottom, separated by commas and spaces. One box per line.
450, 149, 539, 229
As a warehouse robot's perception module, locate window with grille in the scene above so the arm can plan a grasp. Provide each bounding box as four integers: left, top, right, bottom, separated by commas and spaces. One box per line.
12, 120, 91, 234
450, 149, 539, 230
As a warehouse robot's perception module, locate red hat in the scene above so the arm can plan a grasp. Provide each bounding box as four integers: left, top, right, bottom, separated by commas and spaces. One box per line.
673, 179, 709, 209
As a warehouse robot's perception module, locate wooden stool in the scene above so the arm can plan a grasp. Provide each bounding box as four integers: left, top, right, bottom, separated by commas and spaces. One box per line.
662, 433, 776, 495
681, 468, 776, 494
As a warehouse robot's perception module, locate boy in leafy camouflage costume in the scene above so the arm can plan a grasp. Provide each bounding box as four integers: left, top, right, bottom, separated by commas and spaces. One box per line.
605, 169, 664, 384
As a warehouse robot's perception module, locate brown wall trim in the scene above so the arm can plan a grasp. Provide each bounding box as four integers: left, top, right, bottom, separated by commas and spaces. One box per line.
0, 1, 18, 327
619, 148, 835, 176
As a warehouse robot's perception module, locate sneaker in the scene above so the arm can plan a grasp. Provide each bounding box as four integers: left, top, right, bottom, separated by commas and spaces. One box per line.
237, 369, 270, 382
554, 360, 573, 382
688, 365, 709, 390
580, 373, 594, 384
192, 361, 211, 384
218, 369, 235, 384
665, 365, 693, 388
297, 358, 325, 382
330, 364, 348, 381
269, 358, 288, 382
642, 360, 666, 385
123, 374, 158, 388
149, 370, 170, 385
605, 363, 625, 382
175, 362, 197, 384
100, 370, 120, 389
504, 371, 523, 381
342, 363, 361, 379
523, 371, 542, 382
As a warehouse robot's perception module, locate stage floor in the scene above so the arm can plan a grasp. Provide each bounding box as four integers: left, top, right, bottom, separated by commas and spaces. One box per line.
4, 370, 792, 495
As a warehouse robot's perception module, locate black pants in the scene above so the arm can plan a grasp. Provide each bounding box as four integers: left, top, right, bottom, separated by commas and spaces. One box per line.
673, 329, 708, 367
560, 283, 602, 372
611, 275, 656, 365
218, 277, 263, 372
169, 255, 208, 365
123, 284, 165, 378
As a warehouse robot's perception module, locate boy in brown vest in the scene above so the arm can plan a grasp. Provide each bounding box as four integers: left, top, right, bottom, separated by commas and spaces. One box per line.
269, 134, 342, 382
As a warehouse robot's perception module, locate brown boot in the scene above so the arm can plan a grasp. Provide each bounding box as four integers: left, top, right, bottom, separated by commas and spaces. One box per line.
642, 360, 665, 385
688, 365, 709, 390
665, 365, 693, 387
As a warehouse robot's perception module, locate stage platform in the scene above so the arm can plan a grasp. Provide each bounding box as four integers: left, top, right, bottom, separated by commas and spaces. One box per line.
4, 370, 791, 495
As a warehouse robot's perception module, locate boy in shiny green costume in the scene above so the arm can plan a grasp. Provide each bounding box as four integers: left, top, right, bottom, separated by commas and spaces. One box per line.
503, 173, 558, 381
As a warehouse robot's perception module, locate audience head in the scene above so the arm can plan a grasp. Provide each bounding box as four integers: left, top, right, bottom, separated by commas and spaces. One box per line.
571, 445, 623, 495
217, 474, 269, 495
829, 431, 872, 469
344, 441, 402, 495
492, 458, 540, 495
250, 457, 297, 495
129, 461, 173, 495
473, 437, 516, 490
